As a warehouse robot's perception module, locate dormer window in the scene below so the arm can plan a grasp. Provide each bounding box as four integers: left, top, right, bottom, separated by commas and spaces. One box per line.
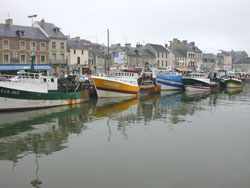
53, 27, 60, 33
16, 30, 25, 37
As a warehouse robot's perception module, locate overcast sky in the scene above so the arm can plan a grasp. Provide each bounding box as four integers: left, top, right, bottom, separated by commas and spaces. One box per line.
2, 0, 250, 54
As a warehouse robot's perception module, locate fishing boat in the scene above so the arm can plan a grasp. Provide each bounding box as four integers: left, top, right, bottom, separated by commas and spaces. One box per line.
224, 72, 243, 88
138, 64, 161, 93
182, 72, 212, 92
91, 70, 139, 98
155, 69, 183, 90
0, 55, 89, 111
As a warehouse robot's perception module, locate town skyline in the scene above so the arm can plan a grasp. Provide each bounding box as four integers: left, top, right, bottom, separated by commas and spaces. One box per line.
1, 0, 250, 55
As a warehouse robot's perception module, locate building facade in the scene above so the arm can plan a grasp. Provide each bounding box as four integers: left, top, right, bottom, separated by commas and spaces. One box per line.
145, 43, 170, 68
0, 19, 50, 74
168, 39, 202, 70
67, 37, 90, 74
34, 19, 67, 75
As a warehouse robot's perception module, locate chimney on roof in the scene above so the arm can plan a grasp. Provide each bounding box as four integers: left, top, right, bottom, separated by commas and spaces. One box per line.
5, 19, 13, 27
41, 19, 45, 29
76, 36, 81, 42
125, 43, 131, 48
117, 43, 121, 47
182, 40, 187, 44
173, 38, 179, 44
136, 44, 142, 48
165, 44, 168, 48
190, 42, 195, 46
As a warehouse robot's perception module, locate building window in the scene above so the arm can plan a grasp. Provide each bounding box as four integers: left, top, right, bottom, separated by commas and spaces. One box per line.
20, 55, 26, 63
30, 41, 36, 51
41, 42, 46, 51
82, 50, 84, 55
52, 42, 56, 49
60, 53, 65, 60
157, 60, 160, 66
162, 53, 164, 58
166, 53, 168, 58
3, 40, 9, 50
41, 55, 45, 63
13, 51, 18, 59
77, 57, 80, 65
157, 52, 159, 58
20, 41, 25, 50
74, 50, 76, 54
52, 53, 56, 60
60, 42, 64, 49
3, 54, 9, 63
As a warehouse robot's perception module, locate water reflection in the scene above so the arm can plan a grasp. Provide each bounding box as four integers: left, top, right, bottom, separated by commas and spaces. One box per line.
225, 87, 243, 95
0, 103, 94, 163
0, 88, 246, 163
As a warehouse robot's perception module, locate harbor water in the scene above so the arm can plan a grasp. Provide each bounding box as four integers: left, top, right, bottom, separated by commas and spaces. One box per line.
1, 85, 250, 188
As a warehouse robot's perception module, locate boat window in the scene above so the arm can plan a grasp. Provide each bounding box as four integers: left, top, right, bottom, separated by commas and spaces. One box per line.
51, 78, 54, 83
35, 74, 39, 79
43, 78, 47, 82
30, 74, 34, 79
25, 73, 29, 78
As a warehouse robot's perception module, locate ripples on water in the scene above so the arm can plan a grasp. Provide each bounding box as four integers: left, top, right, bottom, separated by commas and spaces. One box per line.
1, 85, 250, 188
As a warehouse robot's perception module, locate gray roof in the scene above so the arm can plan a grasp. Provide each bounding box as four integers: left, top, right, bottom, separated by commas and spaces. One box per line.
181, 42, 202, 53
0, 23, 48, 40
67, 39, 88, 50
89, 50, 105, 58
233, 57, 250, 64
146, 43, 169, 52
169, 47, 186, 57
133, 48, 155, 57
36, 21, 66, 39
203, 53, 218, 63
110, 44, 138, 56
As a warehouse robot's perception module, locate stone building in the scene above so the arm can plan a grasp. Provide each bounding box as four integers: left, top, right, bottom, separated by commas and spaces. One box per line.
34, 19, 67, 75
168, 39, 202, 70
202, 53, 219, 71
145, 43, 170, 68
0, 19, 50, 74
217, 51, 233, 70
67, 37, 90, 74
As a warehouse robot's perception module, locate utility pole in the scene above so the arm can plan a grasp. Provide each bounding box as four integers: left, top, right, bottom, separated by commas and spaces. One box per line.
107, 29, 110, 73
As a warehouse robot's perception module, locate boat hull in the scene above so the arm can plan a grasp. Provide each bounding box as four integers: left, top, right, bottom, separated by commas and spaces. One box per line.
0, 86, 89, 111
182, 78, 211, 92
91, 76, 139, 98
156, 76, 183, 90
225, 79, 243, 88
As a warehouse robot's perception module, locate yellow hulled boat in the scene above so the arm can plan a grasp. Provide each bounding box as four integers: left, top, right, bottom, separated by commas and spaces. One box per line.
91, 70, 139, 98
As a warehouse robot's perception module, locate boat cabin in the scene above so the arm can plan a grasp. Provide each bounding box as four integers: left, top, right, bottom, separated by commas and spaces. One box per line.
108, 71, 139, 79
186, 72, 206, 78
16, 71, 58, 91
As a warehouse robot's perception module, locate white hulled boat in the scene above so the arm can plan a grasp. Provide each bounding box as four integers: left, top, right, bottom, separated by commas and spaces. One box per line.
0, 55, 89, 111
182, 72, 212, 92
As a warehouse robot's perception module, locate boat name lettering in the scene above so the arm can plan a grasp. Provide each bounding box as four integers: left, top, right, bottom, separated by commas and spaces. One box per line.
104, 82, 119, 87
0, 89, 20, 95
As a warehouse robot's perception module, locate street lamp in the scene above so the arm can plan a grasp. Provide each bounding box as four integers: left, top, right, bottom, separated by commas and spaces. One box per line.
28, 14, 37, 26
28, 14, 37, 71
